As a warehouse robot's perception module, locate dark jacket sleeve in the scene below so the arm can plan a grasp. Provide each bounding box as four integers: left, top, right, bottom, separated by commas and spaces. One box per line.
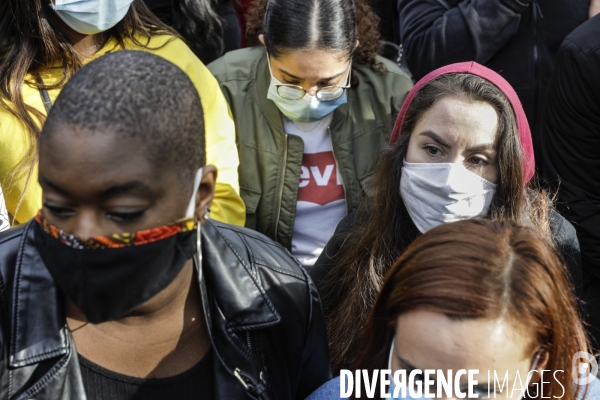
398, 0, 531, 80
539, 28, 600, 282
549, 210, 583, 300
297, 276, 333, 400
310, 212, 356, 317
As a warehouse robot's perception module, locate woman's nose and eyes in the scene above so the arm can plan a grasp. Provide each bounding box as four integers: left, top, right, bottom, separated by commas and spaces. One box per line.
268, 49, 351, 95
405, 95, 500, 184
37, 132, 188, 237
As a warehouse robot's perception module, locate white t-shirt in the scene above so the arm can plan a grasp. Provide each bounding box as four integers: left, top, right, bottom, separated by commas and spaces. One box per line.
284, 114, 347, 269
0, 187, 10, 232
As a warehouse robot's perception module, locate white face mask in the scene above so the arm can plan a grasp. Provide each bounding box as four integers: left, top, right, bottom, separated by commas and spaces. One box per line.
50, 0, 134, 35
400, 161, 497, 233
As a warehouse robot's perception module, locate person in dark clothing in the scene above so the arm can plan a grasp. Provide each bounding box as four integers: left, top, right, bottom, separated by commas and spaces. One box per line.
369, 0, 400, 46
0, 51, 330, 400
397, 0, 588, 137
310, 62, 583, 373
144, 0, 240, 64
538, 14, 600, 348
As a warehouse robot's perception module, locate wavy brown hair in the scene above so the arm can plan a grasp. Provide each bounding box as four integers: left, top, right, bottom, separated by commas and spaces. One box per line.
324, 73, 554, 371
244, 0, 383, 72
354, 219, 590, 400
0, 0, 177, 222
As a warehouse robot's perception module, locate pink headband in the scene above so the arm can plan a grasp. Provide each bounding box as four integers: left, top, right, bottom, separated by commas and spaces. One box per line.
389, 62, 535, 185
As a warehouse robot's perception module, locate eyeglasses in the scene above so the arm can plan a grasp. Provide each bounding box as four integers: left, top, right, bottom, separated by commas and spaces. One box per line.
266, 54, 352, 101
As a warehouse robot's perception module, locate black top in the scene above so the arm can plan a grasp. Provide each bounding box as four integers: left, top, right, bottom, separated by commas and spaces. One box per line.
79, 351, 214, 400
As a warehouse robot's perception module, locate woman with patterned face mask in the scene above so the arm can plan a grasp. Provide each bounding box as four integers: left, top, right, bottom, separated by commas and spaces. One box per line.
310, 62, 584, 373
207, 0, 413, 270
307, 219, 599, 400
0, 0, 245, 228
0, 50, 330, 400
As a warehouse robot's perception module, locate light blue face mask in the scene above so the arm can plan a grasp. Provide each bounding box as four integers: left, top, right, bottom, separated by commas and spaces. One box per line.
50, 0, 134, 35
265, 56, 349, 123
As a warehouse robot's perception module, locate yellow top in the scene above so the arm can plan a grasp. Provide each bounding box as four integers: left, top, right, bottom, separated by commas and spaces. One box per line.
0, 34, 245, 226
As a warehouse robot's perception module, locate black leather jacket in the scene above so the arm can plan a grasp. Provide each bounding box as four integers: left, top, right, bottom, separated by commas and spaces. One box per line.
0, 219, 330, 399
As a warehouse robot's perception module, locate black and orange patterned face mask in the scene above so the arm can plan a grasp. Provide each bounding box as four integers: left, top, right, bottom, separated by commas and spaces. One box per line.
34, 211, 198, 324
35, 211, 196, 249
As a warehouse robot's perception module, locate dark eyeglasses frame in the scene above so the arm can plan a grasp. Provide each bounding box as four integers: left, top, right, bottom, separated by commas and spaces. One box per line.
267, 54, 352, 101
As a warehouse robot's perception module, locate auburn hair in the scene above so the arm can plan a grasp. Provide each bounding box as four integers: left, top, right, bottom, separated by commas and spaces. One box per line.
354, 219, 590, 400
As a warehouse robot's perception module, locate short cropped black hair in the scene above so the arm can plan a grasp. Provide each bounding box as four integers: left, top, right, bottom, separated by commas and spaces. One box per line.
41, 50, 205, 183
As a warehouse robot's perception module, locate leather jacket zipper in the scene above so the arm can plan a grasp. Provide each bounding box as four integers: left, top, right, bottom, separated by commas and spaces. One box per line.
234, 367, 270, 400
273, 134, 288, 242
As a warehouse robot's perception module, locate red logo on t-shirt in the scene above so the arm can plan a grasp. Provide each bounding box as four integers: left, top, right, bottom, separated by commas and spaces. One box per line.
297, 151, 345, 205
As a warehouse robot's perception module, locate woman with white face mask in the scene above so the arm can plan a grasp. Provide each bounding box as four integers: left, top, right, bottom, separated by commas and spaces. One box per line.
310, 62, 584, 373
0, 0, 245, 228
207, 0, 413, 270
307, 219, 599, 400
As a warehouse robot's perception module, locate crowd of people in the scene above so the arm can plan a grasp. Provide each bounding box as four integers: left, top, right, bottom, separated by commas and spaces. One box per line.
0, 0, 599, 399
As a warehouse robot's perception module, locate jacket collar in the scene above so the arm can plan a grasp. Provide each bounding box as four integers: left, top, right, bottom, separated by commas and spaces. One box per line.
254, 50, 351, 135
9, 220, 69, 368
8, 219, 280, 369
200, 220, 280, 330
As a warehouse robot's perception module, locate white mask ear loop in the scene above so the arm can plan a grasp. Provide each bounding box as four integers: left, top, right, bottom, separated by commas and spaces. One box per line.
186, 168, 203, 283
388, 336, 395, 370
195, 222, 203, 283
522, 351, 542, 395
186, 168, 204, 218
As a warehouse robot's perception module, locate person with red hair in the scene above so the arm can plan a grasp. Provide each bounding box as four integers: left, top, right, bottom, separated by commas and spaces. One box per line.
308, 219, 598, 400
310, 62, 584, 372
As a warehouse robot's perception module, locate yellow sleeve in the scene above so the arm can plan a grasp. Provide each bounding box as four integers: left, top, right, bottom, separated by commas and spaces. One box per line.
144, 36, 246, 226
0, 93, 45, 225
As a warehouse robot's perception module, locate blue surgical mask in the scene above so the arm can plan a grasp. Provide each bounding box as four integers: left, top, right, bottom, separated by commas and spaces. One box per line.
265, 56, 349, 123
50, 0, 134, 35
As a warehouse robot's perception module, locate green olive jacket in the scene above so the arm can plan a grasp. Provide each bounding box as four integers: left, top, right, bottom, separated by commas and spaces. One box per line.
208, 47, 413, 249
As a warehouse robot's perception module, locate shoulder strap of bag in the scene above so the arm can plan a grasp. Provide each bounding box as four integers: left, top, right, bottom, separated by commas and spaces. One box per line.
34, 73, 53, 114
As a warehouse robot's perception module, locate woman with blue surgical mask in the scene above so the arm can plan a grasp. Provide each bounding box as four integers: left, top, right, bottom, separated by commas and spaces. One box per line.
307, 219, 599, 400
310, 62, 584, 373
207, 0, 413, 270
0, 0, 245, 229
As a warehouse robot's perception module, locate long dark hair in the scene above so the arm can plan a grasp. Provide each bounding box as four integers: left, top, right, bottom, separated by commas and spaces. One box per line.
325, 73, 554, 371
355, 219, 589, 400
245, 0, 383, 72
0, 0, 177, 221
165, 0, 224, 63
